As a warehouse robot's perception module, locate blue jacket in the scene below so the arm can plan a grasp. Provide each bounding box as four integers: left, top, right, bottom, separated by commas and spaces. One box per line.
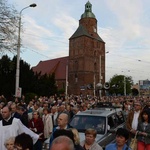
105, 143, 131, 150
49, 124, 72, 148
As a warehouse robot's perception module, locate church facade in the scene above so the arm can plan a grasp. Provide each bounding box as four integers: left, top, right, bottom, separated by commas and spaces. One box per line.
32, 1, 105, 96
68, 1, 105, 95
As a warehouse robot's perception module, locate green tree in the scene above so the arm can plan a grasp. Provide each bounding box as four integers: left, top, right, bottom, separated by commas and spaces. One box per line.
0, 55, 15, 98
109, 74, 133, 96
0, 55, 58, 99
0, 0, 18, 53
11, 56, 35, 94
36, 73, 57, 96
132, 88, 139, 96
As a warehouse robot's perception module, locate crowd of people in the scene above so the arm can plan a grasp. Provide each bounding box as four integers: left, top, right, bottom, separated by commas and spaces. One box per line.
0, 94, 150, 150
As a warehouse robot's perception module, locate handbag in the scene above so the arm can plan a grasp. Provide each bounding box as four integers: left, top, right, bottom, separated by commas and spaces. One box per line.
129, 132, 137, 150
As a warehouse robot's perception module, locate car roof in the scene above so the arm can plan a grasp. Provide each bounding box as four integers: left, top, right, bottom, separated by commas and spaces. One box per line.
76, 109, 116, 117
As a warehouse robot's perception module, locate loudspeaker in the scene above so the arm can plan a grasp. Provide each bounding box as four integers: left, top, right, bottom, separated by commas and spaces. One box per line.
96, 83, 103, 90
104, 82, 110, 89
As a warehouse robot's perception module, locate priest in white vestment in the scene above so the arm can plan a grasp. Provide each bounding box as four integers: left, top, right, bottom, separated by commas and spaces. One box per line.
0, 106, 39, 150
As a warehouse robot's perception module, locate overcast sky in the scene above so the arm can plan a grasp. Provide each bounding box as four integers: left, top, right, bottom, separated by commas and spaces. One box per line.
7, 0, 150, 84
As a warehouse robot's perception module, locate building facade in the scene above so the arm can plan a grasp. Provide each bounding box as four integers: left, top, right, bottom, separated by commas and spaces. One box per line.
139, 80, 150, 96
68, 1, 105, 95
32, 1, 106, 96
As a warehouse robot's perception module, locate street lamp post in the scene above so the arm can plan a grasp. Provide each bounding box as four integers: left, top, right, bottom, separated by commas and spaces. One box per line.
122, 70, 130, 96
65, 63, 68, 98
15, 3, 37, 98
99, 55, 101, 96
96, 51, 109, 98
124, 76, 126, 96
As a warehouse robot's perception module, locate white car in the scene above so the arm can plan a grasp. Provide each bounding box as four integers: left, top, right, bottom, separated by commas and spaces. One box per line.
43, 107, 125, 149
69, 108, 125, 149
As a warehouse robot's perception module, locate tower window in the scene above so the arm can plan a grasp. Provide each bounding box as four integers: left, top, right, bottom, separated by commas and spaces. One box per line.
75, 73, 78, 83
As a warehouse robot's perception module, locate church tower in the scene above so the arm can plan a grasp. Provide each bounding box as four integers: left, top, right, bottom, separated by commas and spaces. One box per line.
68, 1, 105, 96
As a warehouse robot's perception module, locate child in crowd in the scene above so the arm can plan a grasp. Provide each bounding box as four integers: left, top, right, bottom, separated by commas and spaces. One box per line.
14, 133, 33, 150
4, 137, 15, 150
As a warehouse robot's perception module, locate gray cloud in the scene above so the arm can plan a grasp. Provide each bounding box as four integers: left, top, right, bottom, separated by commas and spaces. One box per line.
8, 0, 150, 83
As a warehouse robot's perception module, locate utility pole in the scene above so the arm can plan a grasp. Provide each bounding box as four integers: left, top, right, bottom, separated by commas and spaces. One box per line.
65, 64, 68, 98
15, 4, 37, 98
15, 4, 36, 97
99, 55, 102, 98
124, 76, 126, 96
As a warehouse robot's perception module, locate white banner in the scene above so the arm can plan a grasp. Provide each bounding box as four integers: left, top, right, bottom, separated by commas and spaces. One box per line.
16, 87, 22, 98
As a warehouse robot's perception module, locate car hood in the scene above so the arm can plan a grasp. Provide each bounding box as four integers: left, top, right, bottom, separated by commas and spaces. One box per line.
79, 132, 103, 143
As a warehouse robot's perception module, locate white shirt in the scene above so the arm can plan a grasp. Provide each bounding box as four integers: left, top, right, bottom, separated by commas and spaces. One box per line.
132, 111, 140, 130
0, 118, 39, 150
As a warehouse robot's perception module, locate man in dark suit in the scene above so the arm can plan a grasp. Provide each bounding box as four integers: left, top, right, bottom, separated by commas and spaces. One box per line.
10, 103, 21, 119
49, 113, 72, 148
17, 106, 28, 127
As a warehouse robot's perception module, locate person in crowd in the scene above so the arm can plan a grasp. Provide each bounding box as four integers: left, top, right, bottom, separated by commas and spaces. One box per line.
0, 95, 7, 105
0, 102, 3, 120
50, 135, 74, 150
27, 101, 34, 120
42, 108, 53, 140
17, 106, 29, 127
80, 128, 103, 150
0, 106, 39, 150
53, 129, 75, 143
73, 106, 80, 115
112, 98, 122, 108
66, 104, 74, 121
82, 104, 88, 111
70, 128, 84, 150
50, 106, 58, 127
126, 101, 142, 139
43, 102, 49, 110
105, 128, 131, 150
27, 101, 34, 113
0, 113, 2, 120
14, 133, 33, 150
137, 109, 150, 150
19, 99, 27, 109
57, 104, 67, 117
29, 110, 44, 150
49, 113, 72, 148
52, 128, 83, 150
122, 101, 130, 120
10, 103, 21, 119
143, 101, 150, 113
4, 137, 15, 150
0, 101, 5, 110
33, 102, 43, 117
7, 101, 13, 107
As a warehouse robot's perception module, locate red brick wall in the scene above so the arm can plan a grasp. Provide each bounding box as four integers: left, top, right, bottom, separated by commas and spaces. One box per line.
68, 17, 105, 95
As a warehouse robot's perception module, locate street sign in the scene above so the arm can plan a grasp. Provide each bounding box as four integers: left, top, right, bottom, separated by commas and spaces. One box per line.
16, 87, 22, 98
80, 86, 86, 90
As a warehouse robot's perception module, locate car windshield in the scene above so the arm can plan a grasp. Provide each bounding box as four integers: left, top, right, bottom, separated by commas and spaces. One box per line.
70, 115, 106, 134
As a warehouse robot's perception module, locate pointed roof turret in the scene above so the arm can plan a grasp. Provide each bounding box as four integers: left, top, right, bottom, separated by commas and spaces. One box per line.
81, 1, 95, 19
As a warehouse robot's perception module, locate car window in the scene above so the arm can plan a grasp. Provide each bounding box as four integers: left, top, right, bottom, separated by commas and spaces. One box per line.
108, 111, 125, 129
116, 111, 125, 125
108, 116, 115, 129
70, 115, 106, 134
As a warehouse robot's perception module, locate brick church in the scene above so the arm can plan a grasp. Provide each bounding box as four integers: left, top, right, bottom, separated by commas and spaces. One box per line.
32, 1, 105, 96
